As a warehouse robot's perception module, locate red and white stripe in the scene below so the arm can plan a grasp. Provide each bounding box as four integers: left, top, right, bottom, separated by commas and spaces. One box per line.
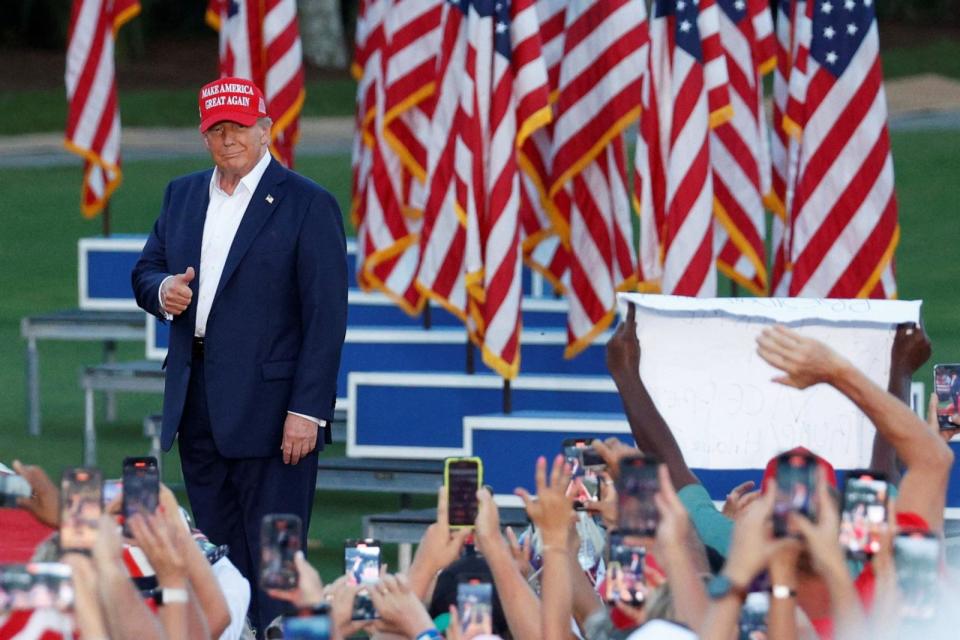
263, 0, 306, 167
207, 0, 260, 80
65, 0, 140, 218
549, 0, 648, 356
711, 0, 776, 295
654, 0, 731, 296
786, 18, 898, 298
634, 41, 667, 291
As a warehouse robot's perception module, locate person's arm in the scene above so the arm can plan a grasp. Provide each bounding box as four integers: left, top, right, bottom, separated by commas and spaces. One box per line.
289, 188, 348, 424
606, 303, 698, 490
757, 325, 954, 531
158, 486, 231, 637
766, 539, 802, 640
568, 545, 605, 632
92, 516, 166, 640
871, 324, 932, 485
475, 490, 544, 640
129, 512, 196, 639
12, 460, 59, 528
61, 554, 110, 640
516, 455, 575, 640
406, 487, 470, 600
653, 465, 709, 633
790, 475, 868, 640
366, 574, 435, 640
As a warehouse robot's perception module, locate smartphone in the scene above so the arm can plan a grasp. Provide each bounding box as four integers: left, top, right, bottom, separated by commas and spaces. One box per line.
283, 604, 331, 640
102, 478, 123, 505
895, 530, 940, 620
445, 457, 482, 528
259, 514, 302, 590
738, 592, 770, 640
457, 577, 493, 635
122, 457, 159, 537
0, 472, 31, 508
839, 470, 888, 559
0, 563, 74, 612
345, 539, 381, 621
562, 438, 604, 510
772, 452, 817, 538
616, 455, 660, 537
59, 467, 102, 553
933, 364, 960, 430
603, 534, 646, 606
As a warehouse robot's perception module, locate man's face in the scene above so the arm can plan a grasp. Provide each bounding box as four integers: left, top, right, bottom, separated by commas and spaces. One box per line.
202, 120, 269, 177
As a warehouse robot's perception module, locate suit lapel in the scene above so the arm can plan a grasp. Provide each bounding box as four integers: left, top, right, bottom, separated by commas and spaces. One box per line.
212, 157, 288, 305
185, 171, 212, 329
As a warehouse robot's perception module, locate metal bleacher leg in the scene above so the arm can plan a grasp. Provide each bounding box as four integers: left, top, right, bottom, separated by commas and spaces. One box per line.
399, 544, 412, 573
26, 336, 41, 436
104, 340, 117, 422
84, 387, 97, 467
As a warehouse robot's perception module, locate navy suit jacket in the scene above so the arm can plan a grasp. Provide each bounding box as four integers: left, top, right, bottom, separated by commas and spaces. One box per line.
132, 157, 347, 458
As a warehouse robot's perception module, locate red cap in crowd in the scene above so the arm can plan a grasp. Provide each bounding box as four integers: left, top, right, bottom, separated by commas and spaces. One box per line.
760, 446, 838, 492
197, 77, 267, 132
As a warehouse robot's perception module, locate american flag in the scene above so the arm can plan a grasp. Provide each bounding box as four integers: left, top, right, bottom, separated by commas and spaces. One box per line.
711, 0, 776, 295
65, 0, 140, 218
548, 0, 648, 357
784, 0, 898, 297
207, 0, 305, 167
648, 0, 731, 297
768, 0, 798, 295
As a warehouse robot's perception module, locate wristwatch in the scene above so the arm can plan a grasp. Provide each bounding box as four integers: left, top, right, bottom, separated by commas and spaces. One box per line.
706, 573, 748, 602
157, 587, 189, 605
771, 584, 797, 599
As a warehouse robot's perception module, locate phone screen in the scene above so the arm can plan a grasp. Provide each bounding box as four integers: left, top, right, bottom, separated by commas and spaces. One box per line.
0, 473, 32, 508
616, 455, 660, 537
603, 535, 646, 606
773, 453, 816, 538
446, 458, 481, 527
933, 364, 960, 430
839, 471, 888, 559
283, 612, 331, 640
0, 563, 74, 613
457, 578, 493, 635
122, 457, 159, 537
345, 539, 381, 621
260, 514, 302, 590
738, 592, 770, 640
59, 468, 102, 553
895, 531, 940, 620
562, 439, 603, 509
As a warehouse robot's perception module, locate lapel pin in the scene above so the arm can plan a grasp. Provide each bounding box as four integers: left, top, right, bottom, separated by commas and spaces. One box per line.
265, 194, 274, 204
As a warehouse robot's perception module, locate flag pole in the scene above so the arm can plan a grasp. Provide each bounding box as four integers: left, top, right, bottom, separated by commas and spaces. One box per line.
422, 302, 432, 330
102, 202, 111, 237
502, 379, 512, 414
465, 339, 475, 374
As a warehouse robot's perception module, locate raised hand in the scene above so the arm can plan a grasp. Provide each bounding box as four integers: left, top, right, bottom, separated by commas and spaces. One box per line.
721, 480, 761, 520
515, 455, 574, 547
606, 303, 640, 382
890, 323, 931, 376
266, 551, 324, 608
128, 512, 189, 588
12, 460, 60, 527
756, 325, 848, 389
591, 437, 641, 481
160, 266, 195, 316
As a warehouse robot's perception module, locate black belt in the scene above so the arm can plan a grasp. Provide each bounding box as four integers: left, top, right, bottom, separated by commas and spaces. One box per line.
192, 337, 205, 358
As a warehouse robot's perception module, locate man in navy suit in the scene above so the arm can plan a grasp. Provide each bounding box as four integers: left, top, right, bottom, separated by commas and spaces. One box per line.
132, 77, 347, 633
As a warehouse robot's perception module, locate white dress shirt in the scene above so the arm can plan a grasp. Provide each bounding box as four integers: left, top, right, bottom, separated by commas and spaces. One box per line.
160, 151, 325, 429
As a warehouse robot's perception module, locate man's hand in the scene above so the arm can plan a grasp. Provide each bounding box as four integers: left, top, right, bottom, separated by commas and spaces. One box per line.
515, 455, 574, 547
756, 325, 849, 389
721, 480, 761, 520
12, 460, 60, 528
591, 437, 640, 481
128, 512, 189, 588
267, 551, 325, 608
606, 303, 640, 382
411, 486, 469, 575
890, 323, 931, 377
281, 413, 318, 465
368, 574, 435, 638
160, 267, 195, 316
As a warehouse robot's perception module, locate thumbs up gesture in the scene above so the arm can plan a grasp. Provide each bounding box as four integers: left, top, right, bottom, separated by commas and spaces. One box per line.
160, 267, 195, 316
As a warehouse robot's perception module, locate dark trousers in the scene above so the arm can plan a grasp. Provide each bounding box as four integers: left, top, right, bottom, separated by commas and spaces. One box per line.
178, 353, 320, 635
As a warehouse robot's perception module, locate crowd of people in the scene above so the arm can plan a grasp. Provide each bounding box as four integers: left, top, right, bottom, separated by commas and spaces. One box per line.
2, 308, 960, 640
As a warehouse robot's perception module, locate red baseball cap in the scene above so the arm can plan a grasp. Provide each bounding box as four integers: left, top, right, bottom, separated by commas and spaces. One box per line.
198, 77, 268, 132
760, 446, 838, 492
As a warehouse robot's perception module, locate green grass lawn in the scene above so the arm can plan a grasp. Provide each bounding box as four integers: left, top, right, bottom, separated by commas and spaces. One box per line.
2, 38, 960, 135
1, 130, 959, 579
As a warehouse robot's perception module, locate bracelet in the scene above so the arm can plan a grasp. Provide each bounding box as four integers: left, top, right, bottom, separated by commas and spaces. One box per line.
771, 584, 797, 600
415, 630, 441, 640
